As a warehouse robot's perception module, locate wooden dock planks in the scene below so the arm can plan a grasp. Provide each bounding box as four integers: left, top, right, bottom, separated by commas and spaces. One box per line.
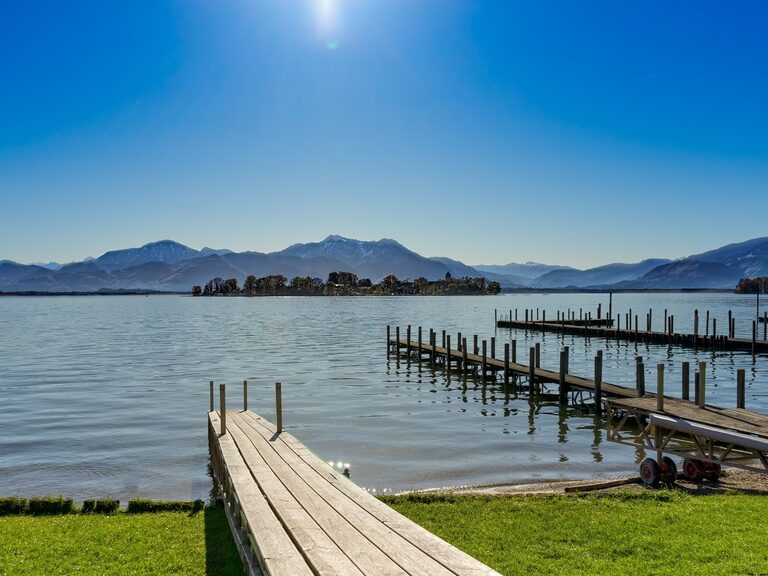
392, 338, 636, 399
208, 410, 501, 576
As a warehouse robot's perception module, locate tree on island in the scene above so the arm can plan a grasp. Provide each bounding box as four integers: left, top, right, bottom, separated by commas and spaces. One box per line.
736, 277, 768, 294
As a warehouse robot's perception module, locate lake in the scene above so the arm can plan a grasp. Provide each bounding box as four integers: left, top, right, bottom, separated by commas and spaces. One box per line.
1, 293, 766, 501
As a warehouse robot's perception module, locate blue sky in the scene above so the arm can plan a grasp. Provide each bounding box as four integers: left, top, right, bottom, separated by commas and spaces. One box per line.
2, 0, 767, 267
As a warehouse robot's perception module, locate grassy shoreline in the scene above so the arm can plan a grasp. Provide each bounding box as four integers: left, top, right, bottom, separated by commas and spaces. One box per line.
2, 492, 767, 575
383, 491, 768, 575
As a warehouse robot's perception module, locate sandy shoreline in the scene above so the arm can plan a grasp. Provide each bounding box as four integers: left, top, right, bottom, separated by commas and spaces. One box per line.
403, 468, 768, 496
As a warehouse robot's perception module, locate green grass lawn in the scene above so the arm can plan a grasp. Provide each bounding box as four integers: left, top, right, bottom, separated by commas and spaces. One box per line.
0, 508, 243, 576
382, 491, 768, 576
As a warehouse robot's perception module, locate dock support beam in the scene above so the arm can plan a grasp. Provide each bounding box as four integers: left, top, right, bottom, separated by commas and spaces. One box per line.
275, 381, 283, 434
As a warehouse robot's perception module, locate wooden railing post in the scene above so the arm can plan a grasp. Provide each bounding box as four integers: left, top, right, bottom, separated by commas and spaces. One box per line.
275, 381, 283, 433
698, 362, 706, 408
682, 361, 690, 401
635, 359, 645, 397
220, 384, 226, 436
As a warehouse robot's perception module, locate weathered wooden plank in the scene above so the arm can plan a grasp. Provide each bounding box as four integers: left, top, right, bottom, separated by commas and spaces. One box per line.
229, 411, 457, 576
227, 413, 406, 576
240, 411, 501, 576
208, 412, 313, 576
223, 416, 366, 576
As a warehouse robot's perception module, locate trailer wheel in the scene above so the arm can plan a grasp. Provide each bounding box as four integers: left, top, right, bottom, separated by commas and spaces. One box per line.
683, 458, 704, 482
639, 458, 661, 488
660, 456, 677, 486
703, 462, 722, 481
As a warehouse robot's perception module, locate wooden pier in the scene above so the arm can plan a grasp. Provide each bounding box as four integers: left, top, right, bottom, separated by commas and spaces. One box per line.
496, 314, 768, 354
208, 382, 500, 576
387, 325, 768, 485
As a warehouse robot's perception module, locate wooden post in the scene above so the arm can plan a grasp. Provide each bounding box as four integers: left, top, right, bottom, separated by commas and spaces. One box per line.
649, 308, 652, 332
764, 312, 767, 340
731, 317, 735, 339
706, 310, 710, 337
504, 343, 510, 388
430, 331, 436, 363
682, 361, 690, 400
535, 343, 541, 368
511, 340, 517, 363
698, 362, 706, 408
528, 347, 536, 390
275, 381, 283, 433
395, 326, 400, 354
446, 335, 452, 370
737, 369, 746, 409
243, 380, 248, 411
209, 381, 214, 412
594, 351, 603, 414
462, 338, 468, 372
495, 308, 498, 324
636, 361, 645, 397
712, 318, 717, 341
515, 308, 518, 321
728, 310, 732, 338
656, 364, 665, 412
694, 309, 699, 347
474, 335, 478, 355
407, 325, 411, 347
457, 332, 462, 351
220, 384, 226, 436
694, 371, 700, 405
482, 340, 487, 380
491, 337, 496, 359
608, 292, 613, 322
558, 348, 567, 404
386, 325, 391, 353
752, 320, 757, 356
597, 302, 602, 319
418, 326, 422, 354
563, 346, 569, 374
441, 330, 446, 349
525, 309, 529, 323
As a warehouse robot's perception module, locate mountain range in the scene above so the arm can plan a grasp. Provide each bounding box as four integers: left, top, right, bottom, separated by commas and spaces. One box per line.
1, 235, 766, 293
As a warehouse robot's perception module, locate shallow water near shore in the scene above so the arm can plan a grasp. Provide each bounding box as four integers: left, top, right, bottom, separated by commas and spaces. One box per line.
1, 293, 766, 500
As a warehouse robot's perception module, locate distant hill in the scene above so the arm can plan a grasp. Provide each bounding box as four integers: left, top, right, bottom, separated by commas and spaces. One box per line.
533, 259, 671, 289
277, 235, 449, 281
3, 234, 768, 293
619, 260, 742, 289
95, 240, 202, 271
474, 261, 573, 280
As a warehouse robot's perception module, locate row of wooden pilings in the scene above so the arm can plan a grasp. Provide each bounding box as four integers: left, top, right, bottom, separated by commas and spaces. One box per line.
497, 306, 768, 355
208, 380, 283, 436
387, 325, 751, 411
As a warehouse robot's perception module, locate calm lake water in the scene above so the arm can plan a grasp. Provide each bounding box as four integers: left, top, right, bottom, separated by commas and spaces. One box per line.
1, 293, 766, 500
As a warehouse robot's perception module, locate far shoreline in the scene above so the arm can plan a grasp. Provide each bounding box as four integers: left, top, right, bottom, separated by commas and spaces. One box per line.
0, 288, 735, 297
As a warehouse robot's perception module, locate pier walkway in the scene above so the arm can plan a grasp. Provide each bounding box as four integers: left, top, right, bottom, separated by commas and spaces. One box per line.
208, 403, 499, 576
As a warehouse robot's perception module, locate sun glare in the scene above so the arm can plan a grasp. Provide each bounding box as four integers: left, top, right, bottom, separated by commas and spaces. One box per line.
315, 0, 341, 49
